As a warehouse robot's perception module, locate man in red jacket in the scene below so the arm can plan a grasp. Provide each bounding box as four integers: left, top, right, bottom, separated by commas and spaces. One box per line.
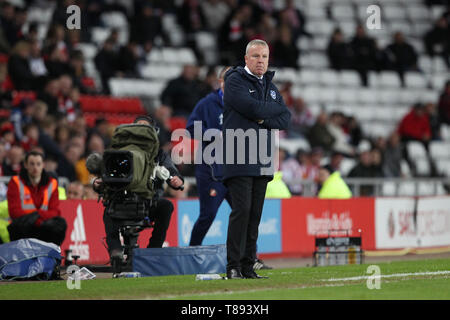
7, 151, 67, 245
397, 103, 438, 177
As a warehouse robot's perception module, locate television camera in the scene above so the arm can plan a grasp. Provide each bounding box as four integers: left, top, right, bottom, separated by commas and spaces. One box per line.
86, 123, 165, 274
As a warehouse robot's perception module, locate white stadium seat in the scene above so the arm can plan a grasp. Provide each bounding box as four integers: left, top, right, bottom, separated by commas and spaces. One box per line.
404, 73, 428, 88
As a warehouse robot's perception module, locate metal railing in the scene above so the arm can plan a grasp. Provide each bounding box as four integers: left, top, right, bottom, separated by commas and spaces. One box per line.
1, 176, 448, 198
0, 176, 70, 188
183, 176, 450, 198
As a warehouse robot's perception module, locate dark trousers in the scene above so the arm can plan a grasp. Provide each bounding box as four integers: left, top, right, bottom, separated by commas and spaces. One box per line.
8, 215, 67, 246
103, 198, 173, 252
189, 172, 232, 246
225, 176, 270, 272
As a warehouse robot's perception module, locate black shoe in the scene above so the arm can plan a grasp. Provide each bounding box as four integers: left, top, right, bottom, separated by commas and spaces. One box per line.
253, 258, 273, 270
226, 268, 243, 279
242, 270, 268, 279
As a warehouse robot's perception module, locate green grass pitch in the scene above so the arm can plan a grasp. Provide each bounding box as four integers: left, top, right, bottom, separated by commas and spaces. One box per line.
0, 258, 449, 300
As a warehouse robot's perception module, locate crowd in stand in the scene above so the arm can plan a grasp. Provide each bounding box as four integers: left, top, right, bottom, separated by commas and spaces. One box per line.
0, 0, 449, 201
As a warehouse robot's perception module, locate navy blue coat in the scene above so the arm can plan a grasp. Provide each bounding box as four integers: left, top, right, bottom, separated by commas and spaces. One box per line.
186, 89, 225, 180
222, 66, 291, 180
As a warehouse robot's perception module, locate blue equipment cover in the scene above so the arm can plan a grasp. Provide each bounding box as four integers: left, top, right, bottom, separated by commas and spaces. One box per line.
132, 244, 226, 276
0, 238, 61, 280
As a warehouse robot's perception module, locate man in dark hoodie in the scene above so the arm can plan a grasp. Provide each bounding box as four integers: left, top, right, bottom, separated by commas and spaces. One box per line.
222, 39, 291, 279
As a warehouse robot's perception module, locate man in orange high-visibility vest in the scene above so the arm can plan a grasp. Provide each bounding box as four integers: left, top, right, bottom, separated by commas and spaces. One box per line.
7, 151, 66, 246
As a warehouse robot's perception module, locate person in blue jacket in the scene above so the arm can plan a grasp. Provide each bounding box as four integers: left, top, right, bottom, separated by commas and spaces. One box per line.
186, 66, 232, 246
222, 39, 291, 279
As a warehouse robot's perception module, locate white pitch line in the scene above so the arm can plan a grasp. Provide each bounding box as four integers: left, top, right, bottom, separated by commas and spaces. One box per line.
324, 270, 450, 282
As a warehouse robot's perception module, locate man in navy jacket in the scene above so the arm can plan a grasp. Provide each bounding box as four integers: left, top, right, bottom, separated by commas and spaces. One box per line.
222, 39, 291, 279
186, 67, 232, 246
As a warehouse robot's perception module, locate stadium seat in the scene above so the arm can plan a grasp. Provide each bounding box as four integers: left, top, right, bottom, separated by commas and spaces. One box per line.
279, 138, 311, 155
101, 11, 128, 29
404, 72, 428, 88
379, 71, 402, 88
357, 89, 379, 105
177, 48, 197, 65
339, 158, 356, 176
382, 181, 397, 196
389, 20, 413, 36
299, 69, 320, 85
339, 70, 361, 87
430, 141, 450, 159
319, 69, 339, 86
431, 73, 448, 91
382, 4, 407, 21
407, 141, 428, 159
407, 5, 431, 21
75, 43, 98, 60
336, 88, 359, 104
397, 181, 416, 196
379, 89, 401, 105
415, 158, 431, 176
331, 4, 355, 20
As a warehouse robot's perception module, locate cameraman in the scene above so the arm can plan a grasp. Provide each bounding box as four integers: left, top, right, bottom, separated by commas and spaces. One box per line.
95, 115, 184, 260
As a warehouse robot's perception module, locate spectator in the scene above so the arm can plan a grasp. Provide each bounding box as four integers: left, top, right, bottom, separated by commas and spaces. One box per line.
37, 77, 60, 116
397, 103, 438, 176
2, 144, 23, 176
20, 123, 39, 152
424, 16, 450, 68
317, 166, 352, 199
68, 49, 95, 94
438, 80, 450, 125
29, 39, 48, 79
384, 31, 419, 85
345, 116, 363, 147
347, 147, 377, 196
57, 143, 82, 182
350, 24, 381, 86
0, 141, 6, 176
272, 25, 299, 68
44, 43, 71, 78
382, 131, 403, 178
324, 151, 344, 173
160, 65, 205, 118
0, 122, 16, 150
286, 97, 314, 138
218, 4, 253, 64
327, 28, 353, 70
327, 112, 355, 157
177, 0, 207, 63
66, 181, 84, 200
6, 151, 66, 246
83, 184, 97, 200
10, 98, 34, 141
281, 148, 307, 195
130, 3, 163, 45
201, 0, 231, 32
152, 105, 173, 151
94, 39, 119, 94
7, 40, 36, 90
57, 74, 79, 123
276, 0, 312, 41
116, 41, 140, 78
307, 111, 335, 154
425, 102, 441, 140
0, 2, 16, 49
